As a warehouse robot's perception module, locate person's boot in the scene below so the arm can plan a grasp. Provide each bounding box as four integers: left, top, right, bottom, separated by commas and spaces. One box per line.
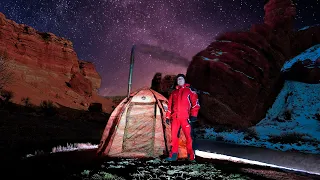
188, 154, 196, 163
165, 153, 178, 161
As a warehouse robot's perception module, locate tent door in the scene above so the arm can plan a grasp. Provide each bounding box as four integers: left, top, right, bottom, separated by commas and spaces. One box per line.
122, 102, 156, 156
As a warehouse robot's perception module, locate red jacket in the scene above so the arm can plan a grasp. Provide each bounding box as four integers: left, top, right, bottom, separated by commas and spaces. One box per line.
166, 83, 200, 120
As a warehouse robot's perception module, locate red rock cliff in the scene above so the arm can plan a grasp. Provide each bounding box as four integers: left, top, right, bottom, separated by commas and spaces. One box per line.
0, 12, 113, 112
186, 0, 320, 128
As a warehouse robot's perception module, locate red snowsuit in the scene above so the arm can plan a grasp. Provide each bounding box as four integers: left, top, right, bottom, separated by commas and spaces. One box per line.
166, 83, 200, 160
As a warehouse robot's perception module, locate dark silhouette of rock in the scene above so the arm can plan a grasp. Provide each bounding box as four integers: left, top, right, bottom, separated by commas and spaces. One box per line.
150, 73, 176, 98
88, 103, 102, 112
291, 26, 320, 57
151, 72, 162, 92
282, 59, 320, 84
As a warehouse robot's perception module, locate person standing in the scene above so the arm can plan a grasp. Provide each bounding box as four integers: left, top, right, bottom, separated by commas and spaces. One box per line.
165, 74, 200, 162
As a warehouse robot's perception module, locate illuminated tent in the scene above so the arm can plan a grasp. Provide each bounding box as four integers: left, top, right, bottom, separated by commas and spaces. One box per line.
97, 88, 171, 157
97, 45, 188, 158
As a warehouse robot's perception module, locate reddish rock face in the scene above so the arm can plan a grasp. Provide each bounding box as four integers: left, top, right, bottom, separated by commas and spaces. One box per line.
186, 45, 285, 128
0, 12, 114, 113
0, 13, 78, 76
186, 1, 319, 128
79, 60, 101, 92
264, 0, 296, 31
68, 72, 93, 96
282, 59, 320, 84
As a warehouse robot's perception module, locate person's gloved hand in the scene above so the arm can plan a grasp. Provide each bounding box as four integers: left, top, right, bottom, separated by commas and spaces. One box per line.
189, 116, 197, 123
166, 118, 170, 125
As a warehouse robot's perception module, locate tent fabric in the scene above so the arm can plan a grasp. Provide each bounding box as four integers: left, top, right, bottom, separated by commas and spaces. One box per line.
97, 88, 188, 158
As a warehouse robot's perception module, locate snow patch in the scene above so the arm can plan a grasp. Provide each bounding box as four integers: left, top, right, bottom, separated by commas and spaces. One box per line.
298, 24, 320, 31
201, 56, 219, 61
281, 44, 320, 71
51, 143, 98, 153
25, 143, 98, 158
196, 80, 320, 154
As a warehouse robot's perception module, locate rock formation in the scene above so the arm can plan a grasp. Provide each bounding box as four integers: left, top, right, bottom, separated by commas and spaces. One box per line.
151, 73, 176, 98
151, 73, 162, 93
0, 12, 113, 113
186, 0, 320, 128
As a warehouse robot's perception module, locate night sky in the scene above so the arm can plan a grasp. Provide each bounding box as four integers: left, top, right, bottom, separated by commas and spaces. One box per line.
0, 0, 319, 96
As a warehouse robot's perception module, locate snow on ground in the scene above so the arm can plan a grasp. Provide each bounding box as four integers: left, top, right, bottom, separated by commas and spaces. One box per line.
25, 143, 98, 158
281, 44, 320, 71
51, 143, 98, 153
195, 44, 320, 154
298, 24, 320, 31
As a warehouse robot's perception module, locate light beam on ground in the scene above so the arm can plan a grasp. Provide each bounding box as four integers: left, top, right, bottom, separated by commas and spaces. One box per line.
195, 150, 320, 176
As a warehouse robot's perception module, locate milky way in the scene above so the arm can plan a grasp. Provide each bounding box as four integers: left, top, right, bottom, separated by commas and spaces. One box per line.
0, 0, 318, 96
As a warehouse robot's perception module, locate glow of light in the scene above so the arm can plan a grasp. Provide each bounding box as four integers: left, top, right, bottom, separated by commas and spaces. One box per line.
195, 150, 320, 176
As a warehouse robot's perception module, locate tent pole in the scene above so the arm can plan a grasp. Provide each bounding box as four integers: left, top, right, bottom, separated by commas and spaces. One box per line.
127, 45, 135, 99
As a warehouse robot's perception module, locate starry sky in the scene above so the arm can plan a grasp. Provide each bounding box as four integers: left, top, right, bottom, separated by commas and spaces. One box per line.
0, 0, 319, 96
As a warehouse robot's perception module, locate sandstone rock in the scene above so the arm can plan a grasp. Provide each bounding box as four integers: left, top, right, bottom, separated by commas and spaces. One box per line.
68, 72, 93, 96
185, 0, 318, 129
263, 0, 296, 31
0, 13, 78, 75
79, 60, 101, 92
0, 12, 112, 112
0, 13, 5, 26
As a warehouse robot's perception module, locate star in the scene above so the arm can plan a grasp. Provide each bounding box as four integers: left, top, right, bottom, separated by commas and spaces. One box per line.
0, 0, 318, 96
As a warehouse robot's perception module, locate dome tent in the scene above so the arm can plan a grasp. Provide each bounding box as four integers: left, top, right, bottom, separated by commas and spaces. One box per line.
97, 45, 188, 158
